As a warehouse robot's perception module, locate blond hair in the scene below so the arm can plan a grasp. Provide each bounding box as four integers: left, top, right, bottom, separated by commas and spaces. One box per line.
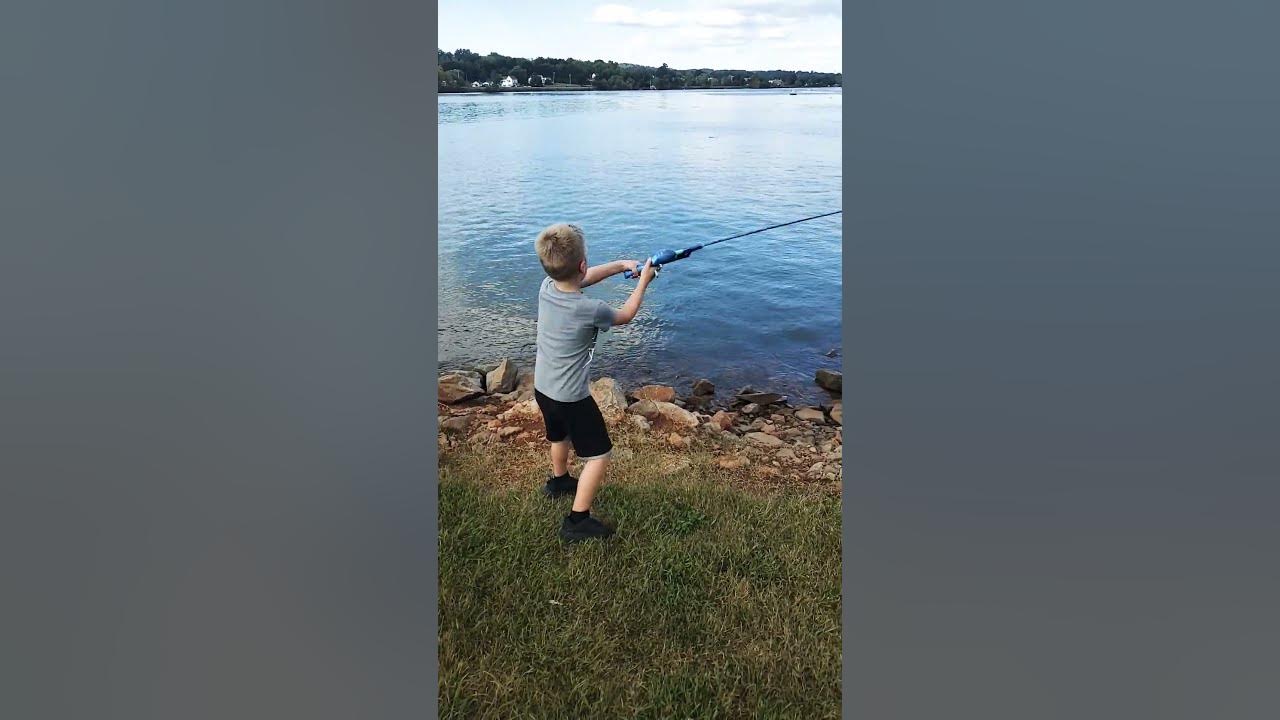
535, 223, 587, 280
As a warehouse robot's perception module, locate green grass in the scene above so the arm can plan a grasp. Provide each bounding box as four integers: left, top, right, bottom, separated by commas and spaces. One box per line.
439, 442, 842, 719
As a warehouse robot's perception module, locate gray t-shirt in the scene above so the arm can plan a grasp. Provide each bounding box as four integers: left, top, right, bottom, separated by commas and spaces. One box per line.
534, 276, 616, 402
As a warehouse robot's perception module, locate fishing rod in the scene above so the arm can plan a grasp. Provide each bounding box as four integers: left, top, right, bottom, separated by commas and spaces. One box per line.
622, 210, 843, 279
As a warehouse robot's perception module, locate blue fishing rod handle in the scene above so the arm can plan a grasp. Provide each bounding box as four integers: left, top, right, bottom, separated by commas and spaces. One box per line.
623, 251, 670, 279
623, 262, 659, 280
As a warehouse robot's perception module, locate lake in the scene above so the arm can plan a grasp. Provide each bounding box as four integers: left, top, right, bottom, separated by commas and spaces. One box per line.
438, 88, 842, 405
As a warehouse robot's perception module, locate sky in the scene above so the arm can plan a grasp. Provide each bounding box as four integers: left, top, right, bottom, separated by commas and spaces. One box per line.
438, 0, 842, 73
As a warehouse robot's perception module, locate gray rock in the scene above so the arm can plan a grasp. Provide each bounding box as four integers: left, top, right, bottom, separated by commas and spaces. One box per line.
737, 391, 785, 406
440, 416, 472, 434
486, 358, 518, 394
692, 378, 715, 396
745, 432, 785, 448
627, 400, 662, 421
590, 377, 628, 418
815, 368, 842, 393
438, 373, 484, 404
684, 394, 713, 412
654, 402, 700, 429
741, 403, 761, 416
795, 407, 826, 423
830, 401, 842, 425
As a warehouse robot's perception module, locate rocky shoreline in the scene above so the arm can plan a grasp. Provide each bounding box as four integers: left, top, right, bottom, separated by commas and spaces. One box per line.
438, 360, 844, 484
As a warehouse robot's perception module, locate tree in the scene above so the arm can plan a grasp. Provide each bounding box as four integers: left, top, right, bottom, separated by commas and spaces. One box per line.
508, 66, 527, 85
529, 74, 544, 87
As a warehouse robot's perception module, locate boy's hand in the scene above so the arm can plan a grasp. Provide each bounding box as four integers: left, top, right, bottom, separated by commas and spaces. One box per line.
619, 259, 639, 277
640, 259, 657, 283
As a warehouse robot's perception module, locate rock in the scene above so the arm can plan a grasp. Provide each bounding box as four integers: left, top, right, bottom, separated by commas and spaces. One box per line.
737, 391, 785, 406
438, 373, 484, 404
486, 358, 518, 394
741, 403, 761, 416
515, 371, 535, 401
590, 377, 628, 418
825, 348, 839, 358
745, 432, 785, 448
815, 369, 842, 393
829, 402, 842, 425
684, 394, 713, 412
795, 407, 826, 423
497, 426, 521, 439
667, 433, 687, 448
628, 414, 651, 432
692, 378, 715, 396
777, 448, 797, 461
716, 455, 750, 470
807, 462, 827, 477
498, 399, 540, 422
759, 422, 778, 436
627, 399, 662, 421
440, 416, 472, 434
633, 384, 676, 403
654, 402, 700, 429
710, 410, 735, 430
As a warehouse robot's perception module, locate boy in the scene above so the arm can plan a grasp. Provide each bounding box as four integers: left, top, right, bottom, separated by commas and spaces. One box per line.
533, 223, 656, 542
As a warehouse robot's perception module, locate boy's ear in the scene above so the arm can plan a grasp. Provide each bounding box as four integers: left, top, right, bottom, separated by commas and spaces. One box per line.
579, 259, 588, 275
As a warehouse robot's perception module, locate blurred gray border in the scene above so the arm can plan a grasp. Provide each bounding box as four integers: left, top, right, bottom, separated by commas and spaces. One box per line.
3, 1, 439, 717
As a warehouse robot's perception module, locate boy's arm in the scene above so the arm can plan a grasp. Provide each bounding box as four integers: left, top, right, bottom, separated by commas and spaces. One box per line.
611, 260, 655, 325
581, 259, 639, 288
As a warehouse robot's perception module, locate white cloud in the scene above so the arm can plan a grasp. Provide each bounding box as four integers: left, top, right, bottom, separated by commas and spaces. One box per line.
591, 2, 840, 71
693, 9, 747, 27
591, 4, 681, 27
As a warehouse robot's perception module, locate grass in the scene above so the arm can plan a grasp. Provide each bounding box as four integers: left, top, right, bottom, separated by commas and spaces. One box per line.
439, 433, 842, 719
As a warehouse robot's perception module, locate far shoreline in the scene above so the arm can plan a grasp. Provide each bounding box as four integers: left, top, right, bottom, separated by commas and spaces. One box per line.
439, 84, 841, 95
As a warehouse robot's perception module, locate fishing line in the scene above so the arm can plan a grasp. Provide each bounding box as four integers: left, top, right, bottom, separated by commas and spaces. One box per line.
623, 210, 842, 278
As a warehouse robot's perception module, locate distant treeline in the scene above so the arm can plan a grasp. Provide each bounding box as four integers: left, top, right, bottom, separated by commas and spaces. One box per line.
437, 49, 842, 90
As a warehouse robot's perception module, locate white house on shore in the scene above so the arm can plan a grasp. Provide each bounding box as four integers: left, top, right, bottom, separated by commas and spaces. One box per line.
471, 81, 481, 88
501, 75, 518, 88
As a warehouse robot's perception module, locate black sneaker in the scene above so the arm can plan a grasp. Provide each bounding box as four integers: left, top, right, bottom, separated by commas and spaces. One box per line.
560, 514, 615, 542
542, 474, 578, 499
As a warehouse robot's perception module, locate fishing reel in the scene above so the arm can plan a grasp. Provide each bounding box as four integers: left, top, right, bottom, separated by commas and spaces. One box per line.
622, 247, 698, 279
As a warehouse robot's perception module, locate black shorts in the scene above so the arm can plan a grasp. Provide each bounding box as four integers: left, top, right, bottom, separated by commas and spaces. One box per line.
534, 389, 613, 460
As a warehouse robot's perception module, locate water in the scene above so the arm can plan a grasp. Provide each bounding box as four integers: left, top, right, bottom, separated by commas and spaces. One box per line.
438, 88, 842, 404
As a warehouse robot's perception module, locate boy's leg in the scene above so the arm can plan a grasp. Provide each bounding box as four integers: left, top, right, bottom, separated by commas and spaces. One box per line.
535, 390, 577, 498
550, 440, 570, 477
558, 394, 614, 541
571, 457, 608, 512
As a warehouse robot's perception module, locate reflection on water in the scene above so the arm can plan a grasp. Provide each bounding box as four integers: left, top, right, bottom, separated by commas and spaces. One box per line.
439, 88, 842, 404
